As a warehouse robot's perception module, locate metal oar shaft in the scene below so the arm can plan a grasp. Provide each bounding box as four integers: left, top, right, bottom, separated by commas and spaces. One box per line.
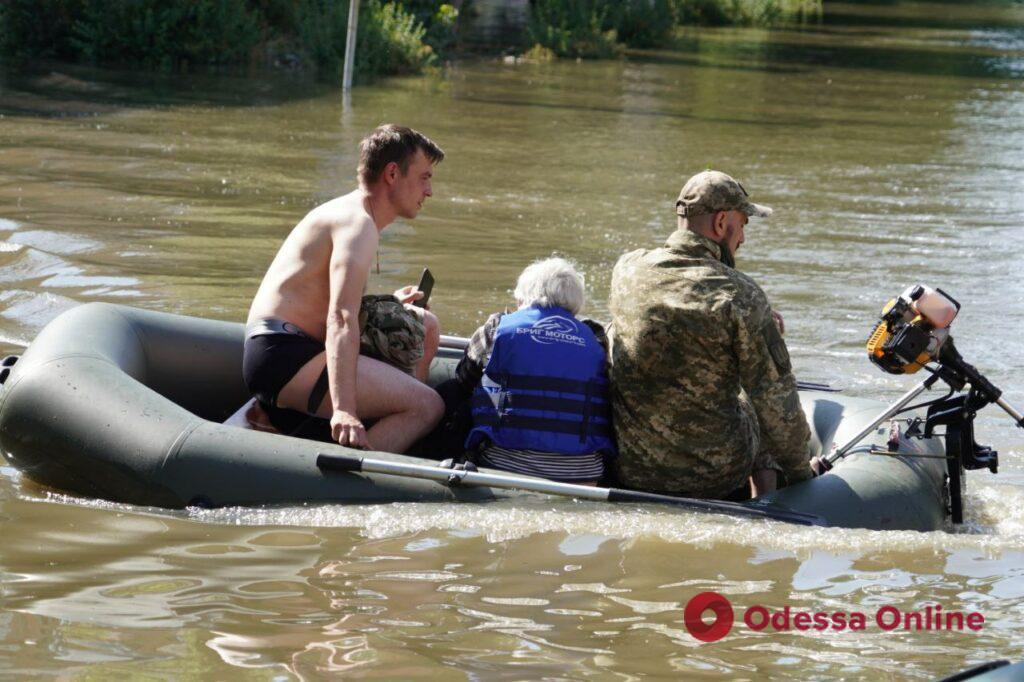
316, 454, 825, 526
318, 453, 610, 502
439, 334, 470, 351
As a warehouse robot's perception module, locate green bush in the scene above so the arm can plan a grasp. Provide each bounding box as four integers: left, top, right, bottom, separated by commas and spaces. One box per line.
68, 0, 263, 68
0, 0, 84, 61
263, 0, 457, 76
291, 0, 349, 76
612, 0, 679, 49
526, 0, 620, 59
401, 1, 463, 53
354, 1, 436, 77
674, 0, 820, 26
523, 0, 822, 59
293, 0, 434, 79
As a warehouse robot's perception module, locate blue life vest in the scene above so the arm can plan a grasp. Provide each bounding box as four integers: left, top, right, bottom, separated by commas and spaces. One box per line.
466, 305, 616, 456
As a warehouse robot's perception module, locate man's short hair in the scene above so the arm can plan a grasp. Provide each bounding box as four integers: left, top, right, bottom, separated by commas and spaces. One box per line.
358, 124, 444, 185
514, 257, 586, 315
679, 212, 714, 231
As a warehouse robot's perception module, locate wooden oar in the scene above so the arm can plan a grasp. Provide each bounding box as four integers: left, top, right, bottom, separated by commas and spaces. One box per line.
316, 453, 827, 527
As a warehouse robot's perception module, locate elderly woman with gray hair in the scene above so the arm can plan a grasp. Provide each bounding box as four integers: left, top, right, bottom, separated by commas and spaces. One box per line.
453, 257, 616, 484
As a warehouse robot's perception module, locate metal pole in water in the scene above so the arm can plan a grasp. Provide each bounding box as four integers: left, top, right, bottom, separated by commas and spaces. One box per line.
342, 0, 360, 92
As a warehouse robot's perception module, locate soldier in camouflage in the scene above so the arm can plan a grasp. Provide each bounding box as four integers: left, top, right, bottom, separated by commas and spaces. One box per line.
608, 170, 824, 499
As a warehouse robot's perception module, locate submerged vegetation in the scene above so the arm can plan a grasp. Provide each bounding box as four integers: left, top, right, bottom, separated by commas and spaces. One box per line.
0, 0, 822, 80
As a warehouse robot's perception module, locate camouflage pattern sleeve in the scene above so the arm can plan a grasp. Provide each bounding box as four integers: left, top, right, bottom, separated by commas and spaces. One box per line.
731, 296, 813, 484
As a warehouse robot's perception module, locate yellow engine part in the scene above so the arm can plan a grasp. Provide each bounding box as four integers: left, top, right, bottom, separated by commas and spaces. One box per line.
902, 354, 931, 374
867, 320, 889, 359
866, 314, 932, 374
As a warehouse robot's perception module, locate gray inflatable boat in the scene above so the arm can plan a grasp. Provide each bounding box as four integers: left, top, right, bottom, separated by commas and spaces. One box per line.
0, 303, 953, 531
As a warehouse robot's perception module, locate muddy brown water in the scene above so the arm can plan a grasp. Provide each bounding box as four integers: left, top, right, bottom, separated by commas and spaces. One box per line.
2, 1, 1023, 678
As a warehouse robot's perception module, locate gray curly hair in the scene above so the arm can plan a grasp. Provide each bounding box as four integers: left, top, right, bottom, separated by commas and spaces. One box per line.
514, 257, 585, 315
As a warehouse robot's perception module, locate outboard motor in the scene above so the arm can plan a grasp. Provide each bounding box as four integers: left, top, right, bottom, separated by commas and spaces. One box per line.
831, 285, 1023, 523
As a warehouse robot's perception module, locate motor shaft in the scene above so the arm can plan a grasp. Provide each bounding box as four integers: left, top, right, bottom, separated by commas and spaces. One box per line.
995, 396, 1024, 428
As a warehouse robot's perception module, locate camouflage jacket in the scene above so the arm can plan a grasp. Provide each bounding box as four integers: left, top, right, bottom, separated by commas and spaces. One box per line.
607, 229, 812, 497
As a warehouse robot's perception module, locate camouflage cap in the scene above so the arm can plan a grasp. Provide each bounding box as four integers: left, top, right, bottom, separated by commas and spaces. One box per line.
675, 170, 773, 219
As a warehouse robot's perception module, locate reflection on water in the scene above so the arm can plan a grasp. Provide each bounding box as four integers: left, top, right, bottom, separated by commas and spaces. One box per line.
2, 0, 1024, 678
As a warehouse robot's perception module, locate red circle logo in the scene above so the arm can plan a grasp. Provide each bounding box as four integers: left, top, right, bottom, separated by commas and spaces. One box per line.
684, 592, 735, 643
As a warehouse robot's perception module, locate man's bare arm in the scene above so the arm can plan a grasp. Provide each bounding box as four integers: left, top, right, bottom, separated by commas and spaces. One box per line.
325, 217, 377, 447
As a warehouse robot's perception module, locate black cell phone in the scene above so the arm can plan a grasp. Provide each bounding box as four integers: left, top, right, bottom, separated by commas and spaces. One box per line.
413, 267, 434, 308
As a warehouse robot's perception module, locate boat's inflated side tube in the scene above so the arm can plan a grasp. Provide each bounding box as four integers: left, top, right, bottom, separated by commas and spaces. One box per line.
770, 395, 948, 532
0, 303, 507, 508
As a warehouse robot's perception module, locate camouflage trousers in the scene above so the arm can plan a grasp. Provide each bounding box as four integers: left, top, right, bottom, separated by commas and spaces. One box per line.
743, 392, 780, 475
681, 393, 771, 498
613, 392, 777, 499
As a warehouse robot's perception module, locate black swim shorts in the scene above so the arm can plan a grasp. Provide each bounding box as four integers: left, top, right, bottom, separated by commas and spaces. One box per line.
242, 319, 329, 413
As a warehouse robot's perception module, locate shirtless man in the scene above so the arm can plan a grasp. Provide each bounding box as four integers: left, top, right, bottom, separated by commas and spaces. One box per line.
244, 125, 445, 452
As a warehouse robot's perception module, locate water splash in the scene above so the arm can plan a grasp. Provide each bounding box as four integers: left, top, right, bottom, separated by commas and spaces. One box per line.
22, 476, 1024, 556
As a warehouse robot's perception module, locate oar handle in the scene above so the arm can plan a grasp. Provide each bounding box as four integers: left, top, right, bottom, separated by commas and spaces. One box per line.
316, 454, 364, 472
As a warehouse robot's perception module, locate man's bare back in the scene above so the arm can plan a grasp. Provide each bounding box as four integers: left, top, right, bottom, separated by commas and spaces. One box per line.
248, 191, 376, 340
242, 125, 445, 452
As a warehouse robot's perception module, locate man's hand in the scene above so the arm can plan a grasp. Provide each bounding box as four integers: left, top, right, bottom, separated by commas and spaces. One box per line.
331, 409, 371, 449
810, 456, 832, 477
393, 285, 425, 306
772, 310, 785, 336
